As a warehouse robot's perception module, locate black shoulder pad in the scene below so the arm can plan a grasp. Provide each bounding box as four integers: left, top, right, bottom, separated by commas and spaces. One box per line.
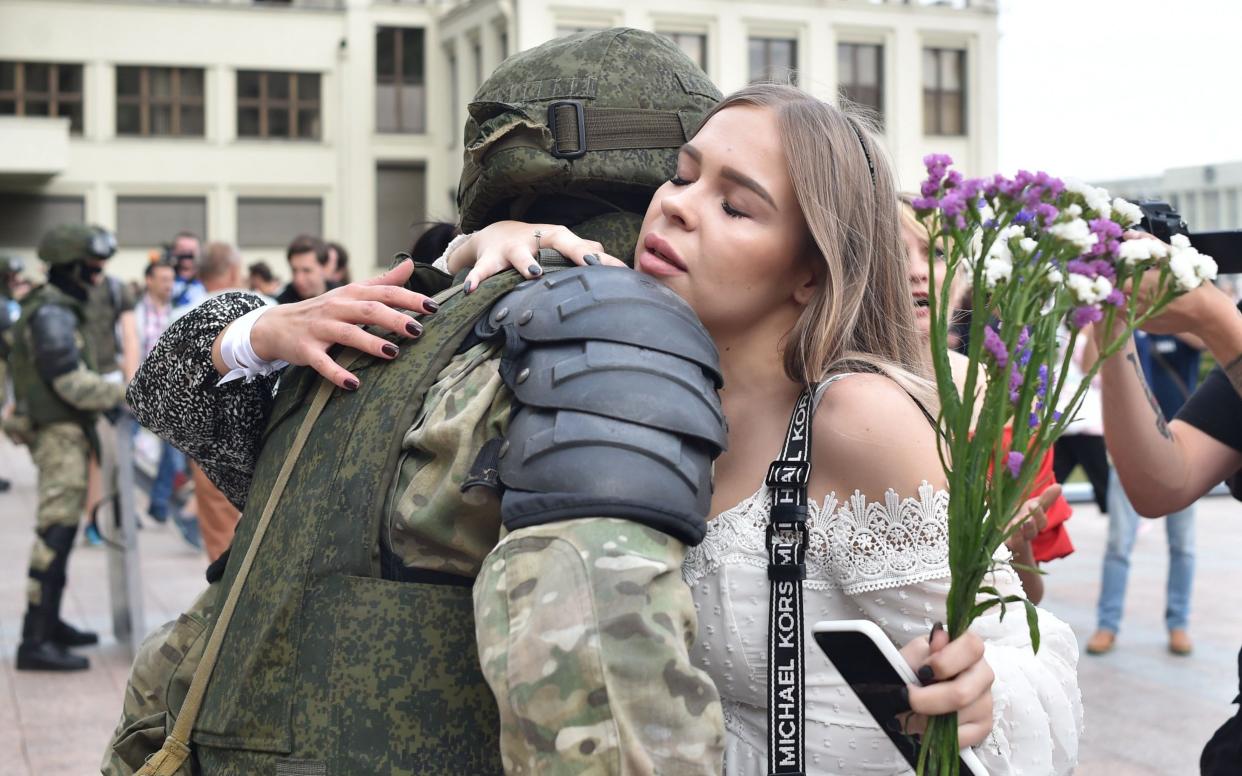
475, 266, 722, 387
29, 303, 82, 382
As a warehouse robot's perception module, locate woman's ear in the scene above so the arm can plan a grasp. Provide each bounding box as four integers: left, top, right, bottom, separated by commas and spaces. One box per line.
792, 255, 821, 307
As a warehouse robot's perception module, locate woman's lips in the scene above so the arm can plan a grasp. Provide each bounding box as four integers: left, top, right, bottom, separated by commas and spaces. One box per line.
642, 233, 687, 272
638, 248, 686, 277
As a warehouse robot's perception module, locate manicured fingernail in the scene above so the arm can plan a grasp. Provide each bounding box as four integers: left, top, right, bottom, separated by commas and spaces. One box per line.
917, 665, 935, 685
929, 621, 944, 645
896, 685, 911, 713
406, 321, 423, 337
464, 280, 474, 294
382, 343, 399, 358
424, 299, 440, 313
528, 264, 543, 276
343, 378, 360, 391
583, 253, 600, 266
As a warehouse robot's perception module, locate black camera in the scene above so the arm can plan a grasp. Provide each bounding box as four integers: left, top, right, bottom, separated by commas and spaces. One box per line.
1134, 200, 1242, 274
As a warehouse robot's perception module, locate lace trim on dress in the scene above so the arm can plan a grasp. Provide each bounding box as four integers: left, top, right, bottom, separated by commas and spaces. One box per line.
683, 481, 951, 595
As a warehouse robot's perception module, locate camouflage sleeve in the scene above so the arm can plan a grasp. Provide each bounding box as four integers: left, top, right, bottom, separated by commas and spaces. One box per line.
474, 518, 724, 775
127, 292, 277, 509
51, 366, 126, 411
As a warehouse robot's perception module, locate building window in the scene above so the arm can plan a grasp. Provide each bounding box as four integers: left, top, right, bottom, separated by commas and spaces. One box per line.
472, 38, 484, 89
0, 62, 84, 134
237, 71, 320, 140
660, 32, 707, 71
116, 196, 207, 248
376, 27, 425, 134
837, 43, 883, 123
922, 47, 965, 136
748, 36, 797, 84
376, 164, 427, 264
498, 25, 509, 60
0, 193, 85, 245
238, 197, 322, 247
116, 66, 205, 137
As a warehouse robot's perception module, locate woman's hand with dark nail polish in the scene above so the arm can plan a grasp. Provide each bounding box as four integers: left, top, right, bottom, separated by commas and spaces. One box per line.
382, 343, 399, 358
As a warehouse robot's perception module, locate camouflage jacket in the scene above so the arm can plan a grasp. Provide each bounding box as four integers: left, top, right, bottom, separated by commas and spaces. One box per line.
127, 293, 725, 773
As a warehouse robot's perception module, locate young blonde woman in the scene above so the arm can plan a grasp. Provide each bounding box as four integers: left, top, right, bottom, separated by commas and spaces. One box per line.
437, 86, 1082, 773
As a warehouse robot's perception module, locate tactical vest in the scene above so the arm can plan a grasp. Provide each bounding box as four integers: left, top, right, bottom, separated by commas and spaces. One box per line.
9, 284, 98, 431
181, 212, 644, 774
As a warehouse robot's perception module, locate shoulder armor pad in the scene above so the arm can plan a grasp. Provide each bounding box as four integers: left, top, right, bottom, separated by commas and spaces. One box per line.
476, 266, 722, 387
29, 303, 81, 382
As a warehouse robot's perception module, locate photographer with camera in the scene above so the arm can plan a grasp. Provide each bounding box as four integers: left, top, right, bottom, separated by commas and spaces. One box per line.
1097, 224, 1242, 773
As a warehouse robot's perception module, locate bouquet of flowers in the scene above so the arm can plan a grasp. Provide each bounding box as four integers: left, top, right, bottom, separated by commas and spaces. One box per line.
912, 154, 1217, 775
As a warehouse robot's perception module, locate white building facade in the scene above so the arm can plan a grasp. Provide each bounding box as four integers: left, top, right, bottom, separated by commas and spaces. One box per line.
1095, 161, 1242, 233
0, 0, 998, 280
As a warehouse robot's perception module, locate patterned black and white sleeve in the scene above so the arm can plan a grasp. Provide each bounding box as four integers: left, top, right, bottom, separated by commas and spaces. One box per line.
127, 292, 279, 509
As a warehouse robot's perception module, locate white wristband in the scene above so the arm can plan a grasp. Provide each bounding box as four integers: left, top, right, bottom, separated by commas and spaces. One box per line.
432, 232, 472, 273
217, 306, 289, 385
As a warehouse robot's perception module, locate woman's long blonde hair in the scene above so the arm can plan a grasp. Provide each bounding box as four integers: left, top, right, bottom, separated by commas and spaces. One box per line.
699, 84, 935, 406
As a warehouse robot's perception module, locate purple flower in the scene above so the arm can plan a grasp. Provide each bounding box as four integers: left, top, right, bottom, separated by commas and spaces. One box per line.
1029, 412, 1041, 429
1104, 288, 1125, 307
983, 326, 1008, 369
1006, 451, 1024, 478
1009, 363, 1024, 403
1036, 364, 1049, 397
912, 196, 939, 211
1013, 209, 1034, 225
1066, 259, 1094, 278
1089, 218, 1123, 258
1035, 203, 1059, 225
1072, 305, 1104, 329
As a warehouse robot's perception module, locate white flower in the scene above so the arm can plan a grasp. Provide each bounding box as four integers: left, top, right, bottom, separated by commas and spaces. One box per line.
1046, 267, 1063, 286
1117, 238, 1169, 266
1112, 197, 1143, 227
984, 255, 1013, 289
1065, 272, 1112, 304
1018, 237, 1038, 254
1168, 240, 1219, 292
978, 202, 995, 225
1170, 233, 1191, 249
1048, 218, 1099, 253
1066, 204, 1083, 218
1064, 178, 1112, 217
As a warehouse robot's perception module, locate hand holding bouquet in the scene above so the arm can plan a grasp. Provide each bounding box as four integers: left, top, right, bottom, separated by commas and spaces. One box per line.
912, 155, 1217, 774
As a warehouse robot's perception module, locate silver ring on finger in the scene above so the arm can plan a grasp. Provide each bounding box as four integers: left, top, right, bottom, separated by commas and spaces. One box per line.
533, 229, 543, 252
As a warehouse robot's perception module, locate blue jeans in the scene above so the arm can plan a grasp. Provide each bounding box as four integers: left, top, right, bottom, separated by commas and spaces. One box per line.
149, 442, 186, 520
1097, 467, 1196, 633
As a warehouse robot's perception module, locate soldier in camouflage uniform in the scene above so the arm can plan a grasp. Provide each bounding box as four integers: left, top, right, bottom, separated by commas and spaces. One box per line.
111, 29, 725, 775
9, 224, 127, 671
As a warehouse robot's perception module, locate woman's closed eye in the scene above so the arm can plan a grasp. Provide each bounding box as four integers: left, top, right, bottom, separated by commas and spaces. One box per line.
670, 174, 692, 186
722, 200, 749, 219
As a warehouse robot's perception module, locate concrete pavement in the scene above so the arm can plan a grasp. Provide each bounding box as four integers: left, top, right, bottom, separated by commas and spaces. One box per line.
0, 433, 1238, 774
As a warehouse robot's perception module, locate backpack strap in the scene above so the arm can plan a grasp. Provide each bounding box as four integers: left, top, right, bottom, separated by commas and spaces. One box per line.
136, 281, 466, 775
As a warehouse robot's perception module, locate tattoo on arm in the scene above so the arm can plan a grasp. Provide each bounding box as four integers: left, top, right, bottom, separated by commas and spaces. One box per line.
1126, 352, 1172, 440
1225, 354, 1242, 401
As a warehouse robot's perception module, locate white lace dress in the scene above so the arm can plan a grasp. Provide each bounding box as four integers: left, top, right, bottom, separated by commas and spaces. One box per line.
682, 477, 1083, 775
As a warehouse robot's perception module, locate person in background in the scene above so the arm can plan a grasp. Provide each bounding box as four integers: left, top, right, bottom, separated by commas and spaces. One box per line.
1087, 328, 1203, 657
9, 224, 127, 671
327, 240, 350, 285
169, 231, 206, 310
1052, 329, 1111, 514
134, 259, 200, 548
178, 241, 256, 560
275, 235, 331, 304
0, 255, 29, 494
410, 221, 460, 264
247, 261, 283, 298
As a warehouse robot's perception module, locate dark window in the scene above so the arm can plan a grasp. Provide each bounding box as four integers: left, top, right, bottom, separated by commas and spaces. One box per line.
116, 196, 207, 247
115, 66, 205, 137
838, 43, 883, 124
236, 70, 320, 139
748, 37, 797, 84
376, 164, 426, 263
237, 197, 323, 246
923, 47, 966, 136
660, 32, 707, 71
0, 61, 84, 133
0, 193, 85, 245
376, 26, 425, 134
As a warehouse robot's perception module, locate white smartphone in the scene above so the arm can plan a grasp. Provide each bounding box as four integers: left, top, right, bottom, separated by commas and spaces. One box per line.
812, 619, 989, 776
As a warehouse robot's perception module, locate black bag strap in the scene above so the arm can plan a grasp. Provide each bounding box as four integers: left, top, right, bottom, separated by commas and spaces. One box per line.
766, 386, 817, 776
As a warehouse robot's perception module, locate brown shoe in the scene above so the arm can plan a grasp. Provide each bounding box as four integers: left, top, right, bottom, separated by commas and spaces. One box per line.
1169, 629, 1193, 656
1086, 630, 1116, 655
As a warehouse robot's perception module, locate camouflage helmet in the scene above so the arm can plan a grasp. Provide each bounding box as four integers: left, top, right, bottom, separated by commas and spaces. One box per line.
457, 28, 721, 237
37, 223, 117, 266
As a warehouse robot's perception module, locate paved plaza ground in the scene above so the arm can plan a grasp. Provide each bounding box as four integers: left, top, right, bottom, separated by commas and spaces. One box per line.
0, 433, 1238, 774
